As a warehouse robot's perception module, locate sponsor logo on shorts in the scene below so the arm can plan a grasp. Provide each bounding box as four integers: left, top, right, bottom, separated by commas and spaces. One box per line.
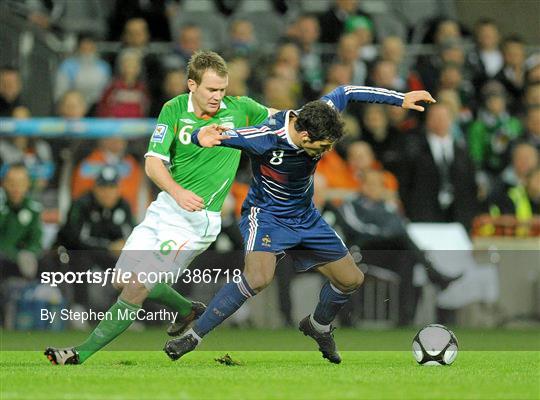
151, 124, 168, 143
261, 234, 272, 247
159, 239, 177, 255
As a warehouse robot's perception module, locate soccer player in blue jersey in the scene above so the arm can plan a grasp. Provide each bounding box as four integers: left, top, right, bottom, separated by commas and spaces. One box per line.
164, 85, 435, 363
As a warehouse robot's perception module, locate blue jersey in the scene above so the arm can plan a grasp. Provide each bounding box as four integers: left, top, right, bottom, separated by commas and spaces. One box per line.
192, 85, 405, 218
320, 84, 404, 111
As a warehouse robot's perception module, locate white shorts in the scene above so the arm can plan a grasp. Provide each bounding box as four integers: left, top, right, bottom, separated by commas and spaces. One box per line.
115, 191, 221, 289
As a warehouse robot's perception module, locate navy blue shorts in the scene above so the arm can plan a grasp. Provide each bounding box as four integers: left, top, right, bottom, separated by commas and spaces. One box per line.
238, 206, 349, 272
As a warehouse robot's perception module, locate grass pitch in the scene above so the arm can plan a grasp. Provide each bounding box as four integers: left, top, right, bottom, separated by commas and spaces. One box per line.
1, 328, 539, 400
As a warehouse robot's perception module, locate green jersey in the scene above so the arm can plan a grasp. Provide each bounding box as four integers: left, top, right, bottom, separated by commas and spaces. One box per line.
0, 189, 42, 261
145, 93, 269, 212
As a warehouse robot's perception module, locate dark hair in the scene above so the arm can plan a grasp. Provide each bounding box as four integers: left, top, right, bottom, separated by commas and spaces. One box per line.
77, 32, 97, 45
481, 80, 507, 101
0, 65, 19, 74
187, 50, 228, 85
502, 34, 525, 47
295, 100, 344, 142
4, 162, 27, 176
475, 18, 497, 29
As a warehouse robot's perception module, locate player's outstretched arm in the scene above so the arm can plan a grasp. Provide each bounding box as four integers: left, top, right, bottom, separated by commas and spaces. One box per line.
402, 91, 436, 112
192, 124, 276, 155
195, 124, 231, 147
321, 85, 435, 113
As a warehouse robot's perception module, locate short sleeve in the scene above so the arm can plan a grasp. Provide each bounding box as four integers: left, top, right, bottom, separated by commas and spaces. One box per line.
241, 96, 270, 126
145, 101, 177, 162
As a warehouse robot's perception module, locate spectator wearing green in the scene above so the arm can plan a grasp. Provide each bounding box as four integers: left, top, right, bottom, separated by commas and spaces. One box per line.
468, 81, 522, 175
0, 163, 42, 280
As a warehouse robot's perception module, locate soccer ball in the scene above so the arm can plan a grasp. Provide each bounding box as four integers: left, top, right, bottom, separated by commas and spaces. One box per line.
412, 324, 458, 366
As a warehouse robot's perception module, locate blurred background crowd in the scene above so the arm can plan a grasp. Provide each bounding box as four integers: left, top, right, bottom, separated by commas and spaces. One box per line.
1, 0, 539, 329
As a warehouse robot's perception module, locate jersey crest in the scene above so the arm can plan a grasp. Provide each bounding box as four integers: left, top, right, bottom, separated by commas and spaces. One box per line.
151, 124, 167, 143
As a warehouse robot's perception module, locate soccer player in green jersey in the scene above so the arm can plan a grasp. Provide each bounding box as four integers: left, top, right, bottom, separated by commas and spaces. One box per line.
45, 51, 274, 365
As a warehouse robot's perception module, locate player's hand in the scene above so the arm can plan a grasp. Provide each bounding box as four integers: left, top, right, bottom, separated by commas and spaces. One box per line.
170, 186, 205, 212
402, 91, 436, 112
198, 124, 231, 147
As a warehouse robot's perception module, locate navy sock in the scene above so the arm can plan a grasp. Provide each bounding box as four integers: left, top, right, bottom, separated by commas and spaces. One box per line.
313, 281, 353, 326
193, 274, 255, 337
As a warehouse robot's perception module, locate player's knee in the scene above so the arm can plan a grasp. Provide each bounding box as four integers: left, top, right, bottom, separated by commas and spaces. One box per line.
120, 277, 149, 304
243, 255, 276, 294
244, 271, 273, 294
249, 275, 273, 293
335, 267, 364, 293
353, 268, 365, 289
348, 267, 364, 290
112, 281, 124, 291
112, 267, 131, 291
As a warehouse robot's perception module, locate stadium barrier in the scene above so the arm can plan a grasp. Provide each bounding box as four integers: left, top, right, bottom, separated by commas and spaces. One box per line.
0, 118, 156, 139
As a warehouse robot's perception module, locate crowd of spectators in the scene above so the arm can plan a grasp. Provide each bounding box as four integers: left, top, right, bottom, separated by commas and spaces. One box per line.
1, 0, 539, 326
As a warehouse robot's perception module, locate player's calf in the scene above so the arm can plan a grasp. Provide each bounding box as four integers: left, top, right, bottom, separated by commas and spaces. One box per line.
119, 276, 149, 305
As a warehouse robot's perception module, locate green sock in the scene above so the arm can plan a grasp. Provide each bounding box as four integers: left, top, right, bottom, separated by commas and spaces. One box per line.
75, 299, 140, 364
147, 283, 193, 316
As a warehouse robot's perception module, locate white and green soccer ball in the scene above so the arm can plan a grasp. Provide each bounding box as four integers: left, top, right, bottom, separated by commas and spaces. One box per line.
412, 324, 458, 366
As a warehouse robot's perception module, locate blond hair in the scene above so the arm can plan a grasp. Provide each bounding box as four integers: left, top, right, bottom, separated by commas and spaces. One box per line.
187, 51, 228, 84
